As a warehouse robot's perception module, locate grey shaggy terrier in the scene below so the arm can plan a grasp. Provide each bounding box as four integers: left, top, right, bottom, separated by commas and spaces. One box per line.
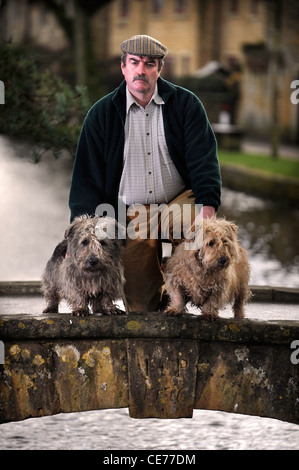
42, 215, 127, 316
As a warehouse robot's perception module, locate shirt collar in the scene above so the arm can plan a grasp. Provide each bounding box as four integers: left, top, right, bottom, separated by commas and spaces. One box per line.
126, 84, 164, 113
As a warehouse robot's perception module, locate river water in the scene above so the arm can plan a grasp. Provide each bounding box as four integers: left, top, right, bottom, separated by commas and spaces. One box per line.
0, 135, 298, 450
0, 136, 298, 287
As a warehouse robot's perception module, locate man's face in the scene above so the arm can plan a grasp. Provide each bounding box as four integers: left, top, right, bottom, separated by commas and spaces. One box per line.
121, 54, 161, 101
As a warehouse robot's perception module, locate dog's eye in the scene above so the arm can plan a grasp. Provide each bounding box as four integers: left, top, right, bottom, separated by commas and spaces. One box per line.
81, 238, 89, 246
208, 240, 215, 247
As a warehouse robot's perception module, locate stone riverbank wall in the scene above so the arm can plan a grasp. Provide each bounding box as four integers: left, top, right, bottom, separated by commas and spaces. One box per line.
220, 163, 299, 207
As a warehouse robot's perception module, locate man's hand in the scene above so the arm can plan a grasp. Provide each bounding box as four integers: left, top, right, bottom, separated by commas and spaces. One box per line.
199, 205, 215, 220
190, 206, 215, 234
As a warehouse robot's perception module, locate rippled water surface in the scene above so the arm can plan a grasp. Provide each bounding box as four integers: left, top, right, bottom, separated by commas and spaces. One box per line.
1, 408, 299, 451
218, 188, 299, 288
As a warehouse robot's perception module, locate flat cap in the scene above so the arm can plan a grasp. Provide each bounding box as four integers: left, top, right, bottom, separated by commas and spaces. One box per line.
120, 35, 168, 58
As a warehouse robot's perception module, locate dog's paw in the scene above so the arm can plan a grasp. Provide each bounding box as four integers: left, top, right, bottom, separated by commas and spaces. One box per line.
233, 309, 245, 319
71, 309, 90, 316
43, 306, 58, 314
202, 312, 218, 321
101, 306, 127, 316
111, 307, 127, 315
163, 308, 183, 316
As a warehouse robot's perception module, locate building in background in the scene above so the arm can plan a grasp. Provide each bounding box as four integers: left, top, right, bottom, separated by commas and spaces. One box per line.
1, 0, 298, 143
95, 0, 266, 78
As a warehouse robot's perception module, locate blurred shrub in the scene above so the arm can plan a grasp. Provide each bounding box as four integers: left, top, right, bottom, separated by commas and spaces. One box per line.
0, 41, 90, 160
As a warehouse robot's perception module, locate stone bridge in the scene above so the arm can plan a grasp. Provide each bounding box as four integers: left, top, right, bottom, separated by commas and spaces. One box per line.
0, 283, 298, 424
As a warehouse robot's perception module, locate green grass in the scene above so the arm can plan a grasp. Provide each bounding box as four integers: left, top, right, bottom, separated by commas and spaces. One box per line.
218, 151, 299, 180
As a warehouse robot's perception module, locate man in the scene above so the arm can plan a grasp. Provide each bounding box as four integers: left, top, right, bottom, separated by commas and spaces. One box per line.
69, 35, 221, 312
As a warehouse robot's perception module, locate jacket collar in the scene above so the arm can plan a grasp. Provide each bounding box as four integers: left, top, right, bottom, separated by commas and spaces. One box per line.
157, 77, 177, 103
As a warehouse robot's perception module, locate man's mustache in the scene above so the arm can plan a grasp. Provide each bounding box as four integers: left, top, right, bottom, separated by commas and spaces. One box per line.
133, 75, 149, 83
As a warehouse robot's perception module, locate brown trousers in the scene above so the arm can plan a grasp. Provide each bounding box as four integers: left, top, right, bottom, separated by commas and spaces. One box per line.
121, 189, 199, 312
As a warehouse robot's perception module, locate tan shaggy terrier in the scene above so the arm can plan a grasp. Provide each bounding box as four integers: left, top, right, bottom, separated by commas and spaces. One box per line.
42, 215, 126, 316
163, 217, 251, 320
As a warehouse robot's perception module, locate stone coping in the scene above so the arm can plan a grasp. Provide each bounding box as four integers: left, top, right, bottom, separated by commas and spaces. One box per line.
0, 311, 298, 345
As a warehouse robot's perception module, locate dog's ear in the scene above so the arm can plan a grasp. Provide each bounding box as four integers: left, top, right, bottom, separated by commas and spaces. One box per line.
226, 222, 238, 240
65, 215, 89, 239
64, 220, 78, 240
229, 222, 237, 232
51, 239, 68, 260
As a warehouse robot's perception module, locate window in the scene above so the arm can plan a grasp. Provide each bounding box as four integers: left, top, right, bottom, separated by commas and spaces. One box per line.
152, 0, 164, 15
250, 0, 258, 16
229, 0, 239, 14
175, 0, 188, 14
119, 0, 130, 17
181, 55, 191, 75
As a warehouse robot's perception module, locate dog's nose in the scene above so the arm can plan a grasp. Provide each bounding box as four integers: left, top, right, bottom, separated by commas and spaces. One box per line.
87, 255, 100, 267
218, 256, 227, 266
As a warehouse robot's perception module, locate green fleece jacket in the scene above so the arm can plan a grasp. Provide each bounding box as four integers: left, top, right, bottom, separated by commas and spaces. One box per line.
69, 77, 221, 221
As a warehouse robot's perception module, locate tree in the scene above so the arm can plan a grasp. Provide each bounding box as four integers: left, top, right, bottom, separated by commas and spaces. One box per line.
29, 0, 112, 87
0, 41, 90, 159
